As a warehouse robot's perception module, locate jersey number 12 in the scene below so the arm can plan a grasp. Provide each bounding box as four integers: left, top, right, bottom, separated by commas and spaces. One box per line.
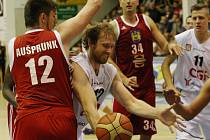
25, 55, 55, 85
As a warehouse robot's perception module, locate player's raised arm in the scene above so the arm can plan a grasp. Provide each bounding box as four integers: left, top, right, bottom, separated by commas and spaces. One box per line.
173, 78, 210, 120
56, 0, 103, 48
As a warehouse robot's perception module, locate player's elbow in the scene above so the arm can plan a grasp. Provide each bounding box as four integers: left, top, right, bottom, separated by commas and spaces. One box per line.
180, 108, 196, 121
183, 112, 195, 121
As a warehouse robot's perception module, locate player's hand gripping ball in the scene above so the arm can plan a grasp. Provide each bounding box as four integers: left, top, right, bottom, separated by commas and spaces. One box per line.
96, 112, 133, 140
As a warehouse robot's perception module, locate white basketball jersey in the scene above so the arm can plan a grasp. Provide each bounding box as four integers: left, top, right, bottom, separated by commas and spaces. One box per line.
174, 29, 210, 93
71, 52, 117, 130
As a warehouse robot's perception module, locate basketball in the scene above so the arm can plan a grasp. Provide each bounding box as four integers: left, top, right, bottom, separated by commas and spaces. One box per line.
96, 112, 133, 140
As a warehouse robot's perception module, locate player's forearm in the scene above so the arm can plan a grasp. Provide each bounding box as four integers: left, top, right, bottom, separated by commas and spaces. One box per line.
178, 80, 210, 120
161, 57, 175, 87
76, 0, 102, 21
162, 65, 173, 87
172, 104, 194, 120
126, 99, 159, 119
2, 89, 17, 108
83, 107, 100, 131
56, 0, 102, 46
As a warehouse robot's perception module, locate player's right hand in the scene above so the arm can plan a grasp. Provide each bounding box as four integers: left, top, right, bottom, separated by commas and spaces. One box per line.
122, 76, 139, 91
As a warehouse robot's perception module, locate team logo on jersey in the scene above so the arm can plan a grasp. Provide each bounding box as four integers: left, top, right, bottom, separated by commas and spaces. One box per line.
185, 44, 192, 51
131, 30, 141, 43
184, 78, 191, 86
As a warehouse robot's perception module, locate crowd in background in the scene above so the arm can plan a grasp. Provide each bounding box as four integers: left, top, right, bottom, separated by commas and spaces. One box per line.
101, 0, 210, 56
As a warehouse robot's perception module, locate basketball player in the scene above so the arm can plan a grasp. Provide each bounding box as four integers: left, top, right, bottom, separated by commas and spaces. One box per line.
3, 0, 102, 139
71, 23, 184, 140
2, 66, 17, 140
162, 3, 210, 139
108, 0, 183, 140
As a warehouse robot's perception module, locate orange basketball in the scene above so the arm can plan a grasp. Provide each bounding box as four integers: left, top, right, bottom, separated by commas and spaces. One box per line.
96, 112, 133, 140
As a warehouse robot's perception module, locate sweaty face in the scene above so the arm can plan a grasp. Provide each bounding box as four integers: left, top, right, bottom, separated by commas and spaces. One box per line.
47, 10, 57, 30
119, 0, 139, 13
192, 8, 209, 32
92, 33, 115, 64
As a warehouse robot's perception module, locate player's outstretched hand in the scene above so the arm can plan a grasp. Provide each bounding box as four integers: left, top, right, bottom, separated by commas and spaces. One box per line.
158, 104, 186, 133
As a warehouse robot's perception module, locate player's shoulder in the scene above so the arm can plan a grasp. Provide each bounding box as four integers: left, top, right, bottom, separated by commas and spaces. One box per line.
109, 19, 118, 28
176, 29, 194, 38
104, 63, 116, 70
103, 63, 117, 76
71, 52, 87, 62
175, 29, 194, 43
71, 52, 91, 71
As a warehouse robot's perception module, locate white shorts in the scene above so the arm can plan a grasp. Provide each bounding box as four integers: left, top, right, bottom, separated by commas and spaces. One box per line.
176, 91, 210, 140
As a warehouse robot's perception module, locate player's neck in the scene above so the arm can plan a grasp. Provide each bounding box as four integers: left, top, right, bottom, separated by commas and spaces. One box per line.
88, 53, 100, 75
194, 30, 210, 44
122, 13, 137, 24
27, 25, 47, 31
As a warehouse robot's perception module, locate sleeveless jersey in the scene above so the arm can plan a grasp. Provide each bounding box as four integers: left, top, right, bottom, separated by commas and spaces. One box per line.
114, 14, 154, 89
174, 29, 210, 93
8, 29, 74, 121
71, 52, 117, 130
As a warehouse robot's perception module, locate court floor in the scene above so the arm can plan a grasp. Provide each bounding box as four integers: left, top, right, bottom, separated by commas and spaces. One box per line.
0, 92, 176, 140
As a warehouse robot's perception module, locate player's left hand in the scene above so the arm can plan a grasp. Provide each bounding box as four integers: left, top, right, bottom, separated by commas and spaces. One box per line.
158, 104, 186, 133
168, 43, 183, 56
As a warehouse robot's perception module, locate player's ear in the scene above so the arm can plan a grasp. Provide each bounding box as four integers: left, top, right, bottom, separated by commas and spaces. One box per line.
39, 12, 48, 27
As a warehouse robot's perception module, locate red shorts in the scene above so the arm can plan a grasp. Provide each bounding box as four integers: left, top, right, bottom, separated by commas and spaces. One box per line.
14, 109, 77, 140
113, 86, 156, 135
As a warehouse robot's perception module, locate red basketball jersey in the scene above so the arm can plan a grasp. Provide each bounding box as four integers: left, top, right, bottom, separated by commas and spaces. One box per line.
8, 29, 74, 121
115, 14, 155, 89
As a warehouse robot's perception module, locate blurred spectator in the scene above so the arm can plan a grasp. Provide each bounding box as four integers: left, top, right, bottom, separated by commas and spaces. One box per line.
148, 2, 163, 23
184, 15, 193, 30
159, 16, 168, 33
172, 1, 182, 16
163, 5, 173, 19
166, 14, 179, 33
